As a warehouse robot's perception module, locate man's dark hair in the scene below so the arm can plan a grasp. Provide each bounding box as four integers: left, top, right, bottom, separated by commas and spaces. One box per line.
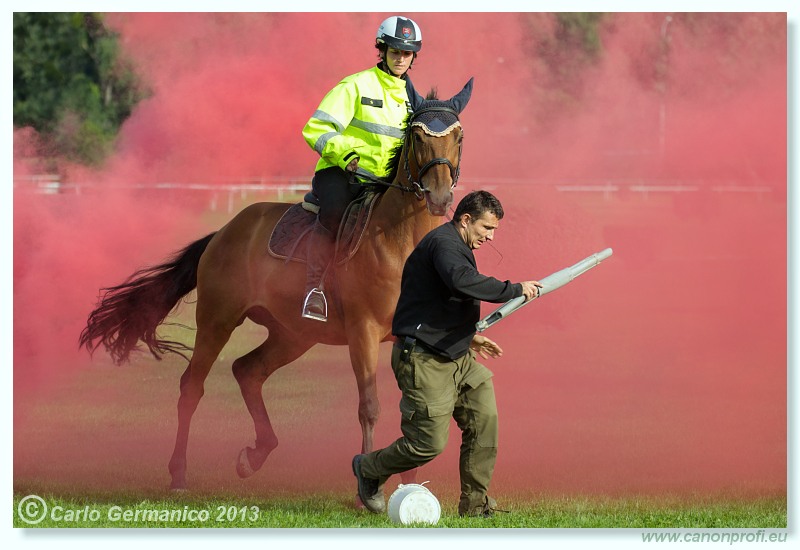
452, 190, 504, 222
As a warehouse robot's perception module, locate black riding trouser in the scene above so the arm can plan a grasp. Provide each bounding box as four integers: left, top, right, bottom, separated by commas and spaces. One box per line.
311, 166, 364, 236
305, 166, 362, 294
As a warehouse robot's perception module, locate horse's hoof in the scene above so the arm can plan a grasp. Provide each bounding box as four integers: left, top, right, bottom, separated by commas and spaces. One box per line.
236, 447, 256, 478
169, 479, 188, 492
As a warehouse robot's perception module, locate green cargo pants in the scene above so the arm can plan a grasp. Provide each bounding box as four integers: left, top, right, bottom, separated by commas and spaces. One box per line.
359, 340, 499, 516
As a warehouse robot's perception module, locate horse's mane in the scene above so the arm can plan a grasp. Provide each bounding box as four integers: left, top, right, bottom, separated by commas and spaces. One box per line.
383, 87, 441, 182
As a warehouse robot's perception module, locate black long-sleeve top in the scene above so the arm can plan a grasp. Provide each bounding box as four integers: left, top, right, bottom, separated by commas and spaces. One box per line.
392, 222, 523, 359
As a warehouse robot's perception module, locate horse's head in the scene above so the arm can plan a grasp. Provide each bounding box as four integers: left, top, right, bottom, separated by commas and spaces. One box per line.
402, 78, 473, 216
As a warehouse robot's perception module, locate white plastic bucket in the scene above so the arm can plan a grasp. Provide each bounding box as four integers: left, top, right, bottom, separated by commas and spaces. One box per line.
387, 482, 441, 525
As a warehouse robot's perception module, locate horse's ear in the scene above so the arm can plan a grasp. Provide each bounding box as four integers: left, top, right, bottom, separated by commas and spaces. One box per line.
449, 77, 474, 114
405, 77, 426, 111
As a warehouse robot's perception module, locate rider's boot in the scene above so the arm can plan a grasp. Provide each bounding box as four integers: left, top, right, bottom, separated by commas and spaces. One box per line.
302, 221, 335, 322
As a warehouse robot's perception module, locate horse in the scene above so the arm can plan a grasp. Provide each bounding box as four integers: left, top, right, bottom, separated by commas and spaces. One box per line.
79, 79, 473, 492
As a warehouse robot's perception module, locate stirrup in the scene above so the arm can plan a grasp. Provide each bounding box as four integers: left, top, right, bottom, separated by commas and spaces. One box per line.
301, 288, 328, 322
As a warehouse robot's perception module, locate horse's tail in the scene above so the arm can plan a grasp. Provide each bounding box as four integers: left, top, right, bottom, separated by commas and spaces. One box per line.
79, 232, 217, 365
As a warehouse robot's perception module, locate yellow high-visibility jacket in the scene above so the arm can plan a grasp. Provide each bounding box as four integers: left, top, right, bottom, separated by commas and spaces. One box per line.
303, 65, 412, 180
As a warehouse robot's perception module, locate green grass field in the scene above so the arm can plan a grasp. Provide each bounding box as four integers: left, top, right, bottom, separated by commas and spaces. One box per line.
13, 341, 787, 530
13, 492, 787, 528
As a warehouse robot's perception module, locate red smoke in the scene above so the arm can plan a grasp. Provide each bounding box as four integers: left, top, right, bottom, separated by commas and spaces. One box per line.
14, 13, 786, 499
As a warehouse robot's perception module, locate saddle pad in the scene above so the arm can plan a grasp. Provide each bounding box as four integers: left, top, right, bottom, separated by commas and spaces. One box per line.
268, 191, 382, 265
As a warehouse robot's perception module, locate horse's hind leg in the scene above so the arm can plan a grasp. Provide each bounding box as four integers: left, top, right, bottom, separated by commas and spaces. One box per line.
232, 323, 312, 478
168, 319, 236, 490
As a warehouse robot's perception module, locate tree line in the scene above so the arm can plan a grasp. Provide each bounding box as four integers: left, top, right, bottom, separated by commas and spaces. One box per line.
12, 12, 614, 168
13, 13, 147, 166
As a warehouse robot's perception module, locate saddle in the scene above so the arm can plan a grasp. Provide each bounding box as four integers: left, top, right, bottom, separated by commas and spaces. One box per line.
268, 189, 383, 265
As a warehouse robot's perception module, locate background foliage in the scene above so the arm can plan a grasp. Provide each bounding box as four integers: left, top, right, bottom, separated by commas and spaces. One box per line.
13, 13, 610, 169
13, 12, 148, 165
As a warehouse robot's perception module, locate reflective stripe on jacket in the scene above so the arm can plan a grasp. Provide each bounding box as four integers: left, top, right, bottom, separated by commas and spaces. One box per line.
303, 65, 412, 179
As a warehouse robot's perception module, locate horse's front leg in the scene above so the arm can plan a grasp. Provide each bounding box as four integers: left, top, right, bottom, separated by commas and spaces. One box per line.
347, 324, 382, 455
346, 323, 383, 509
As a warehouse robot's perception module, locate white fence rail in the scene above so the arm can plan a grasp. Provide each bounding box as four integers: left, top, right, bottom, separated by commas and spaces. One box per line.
14, 174, 778, 212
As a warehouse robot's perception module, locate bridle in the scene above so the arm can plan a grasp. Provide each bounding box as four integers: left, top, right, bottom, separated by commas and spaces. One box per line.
355, 106, 463, 201
403, 106, 463, 200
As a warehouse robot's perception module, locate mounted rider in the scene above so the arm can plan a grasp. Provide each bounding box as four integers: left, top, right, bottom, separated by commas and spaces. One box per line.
301, 15, 423, 322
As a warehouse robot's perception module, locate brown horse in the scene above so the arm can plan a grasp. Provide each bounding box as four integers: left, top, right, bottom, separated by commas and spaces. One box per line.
80, 80, 473, 491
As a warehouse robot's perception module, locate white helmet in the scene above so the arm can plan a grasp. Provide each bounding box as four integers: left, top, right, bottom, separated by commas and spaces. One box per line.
376, 16, 422, 52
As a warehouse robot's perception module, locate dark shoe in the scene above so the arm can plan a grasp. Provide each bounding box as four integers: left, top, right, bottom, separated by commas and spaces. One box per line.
301, 288, 328, 321
459, 496, 498, 518
352, 454, 385, 513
